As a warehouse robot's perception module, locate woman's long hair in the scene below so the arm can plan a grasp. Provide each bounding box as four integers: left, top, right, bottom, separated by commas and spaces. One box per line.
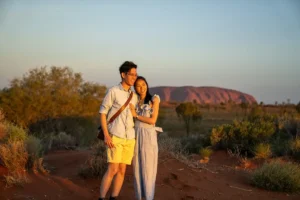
134, 76, 153, 105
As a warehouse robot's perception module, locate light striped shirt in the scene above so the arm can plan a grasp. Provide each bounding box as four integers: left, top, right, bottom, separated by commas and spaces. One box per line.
99, 83, 138, 139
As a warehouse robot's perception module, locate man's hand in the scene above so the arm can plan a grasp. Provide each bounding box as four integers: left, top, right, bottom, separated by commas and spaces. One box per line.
129, 103, 137, 117
104, 134, 115, 148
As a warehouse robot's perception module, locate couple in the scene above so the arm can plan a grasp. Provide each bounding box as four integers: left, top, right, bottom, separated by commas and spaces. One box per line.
98, 61, 162, 200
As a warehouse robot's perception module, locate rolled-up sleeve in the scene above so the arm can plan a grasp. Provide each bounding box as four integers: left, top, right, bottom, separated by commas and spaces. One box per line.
99, 88, 114, 114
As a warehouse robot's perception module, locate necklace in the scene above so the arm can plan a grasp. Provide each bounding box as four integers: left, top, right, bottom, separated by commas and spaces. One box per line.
138, 99, 145, 106
139, 98, 145, 106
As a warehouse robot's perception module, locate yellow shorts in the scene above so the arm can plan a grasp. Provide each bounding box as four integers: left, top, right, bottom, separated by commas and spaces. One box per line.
107, 135, 135, 165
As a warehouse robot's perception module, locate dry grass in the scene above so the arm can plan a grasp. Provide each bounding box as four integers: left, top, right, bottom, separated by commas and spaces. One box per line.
254, 143, 272, 159
0, 141, 29, 186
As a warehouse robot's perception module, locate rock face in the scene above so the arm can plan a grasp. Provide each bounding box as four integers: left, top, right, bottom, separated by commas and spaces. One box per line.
149, 86, 257, 104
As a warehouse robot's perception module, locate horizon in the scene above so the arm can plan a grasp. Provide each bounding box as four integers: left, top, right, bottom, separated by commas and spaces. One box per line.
0, 0, 300, 104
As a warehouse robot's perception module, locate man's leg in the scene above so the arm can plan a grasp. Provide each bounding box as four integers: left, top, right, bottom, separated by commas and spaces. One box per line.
110, 163, 127, 197
110, 138, 135, 198
99, 163, 119, 198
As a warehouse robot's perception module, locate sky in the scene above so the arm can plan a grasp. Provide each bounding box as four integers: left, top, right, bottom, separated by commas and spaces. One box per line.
0, 0, 300, 104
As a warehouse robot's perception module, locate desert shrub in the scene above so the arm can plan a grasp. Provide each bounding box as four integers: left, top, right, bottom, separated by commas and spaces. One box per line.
210, 124, 232, 147
51, 132, 76, 149
78, 141, 107, 178
290, 137, 300, 161
30, 116, 98, 146
158, 134, 184, 154
210, 115, 276, 156
0, 141, 28, 172
40, 133, 55, 153
180, 134, 210, 154
1, 122, 27, 143
199, 147, 213, 159
270, 131, 292, 157
253, 143, 272, 159
251, 160, 300, 192
25, 135, 44, 168
0, 141, 29, 186
270, 139, 290, 157
0, 110, 6, 140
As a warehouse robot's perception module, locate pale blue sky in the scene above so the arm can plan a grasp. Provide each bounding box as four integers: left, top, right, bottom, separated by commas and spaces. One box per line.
0, 0, 300, 103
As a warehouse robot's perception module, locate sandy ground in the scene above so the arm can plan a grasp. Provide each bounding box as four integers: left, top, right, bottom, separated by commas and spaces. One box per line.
0, 149, 299, 200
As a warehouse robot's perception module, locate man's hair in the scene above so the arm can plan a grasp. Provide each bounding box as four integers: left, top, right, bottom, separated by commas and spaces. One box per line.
119, 61, 137, 74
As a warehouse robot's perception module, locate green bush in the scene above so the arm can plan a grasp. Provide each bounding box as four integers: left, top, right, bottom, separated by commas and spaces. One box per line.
52, 132, 76, 149
1, 122, 27, 143
251, 160, 300, 192
270, 131, 292, 157
254, 143, 272, 159
30, 116, 98, 146
25, 135, 44, 168
210, 115, 276, 156
78, 141, 107, 179
290, 137, 300, 161
199, 147, 213, 158
180, 135, 210, 154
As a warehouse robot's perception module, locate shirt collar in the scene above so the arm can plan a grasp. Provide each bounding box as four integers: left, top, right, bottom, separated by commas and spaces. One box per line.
118, 82, 132, 93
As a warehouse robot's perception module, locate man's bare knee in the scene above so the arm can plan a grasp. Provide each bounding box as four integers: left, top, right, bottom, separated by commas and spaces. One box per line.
118, 164, 126, 176
106, 163, 119, 177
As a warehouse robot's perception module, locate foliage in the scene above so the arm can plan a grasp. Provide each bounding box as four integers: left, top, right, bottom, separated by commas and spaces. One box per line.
29, 116, 98, 146
296, 101, 300, 114
0, 66, 106, 128
175, 102, 202, 136
270, 131, 291, 157
199, 147, 213, 158
158, 134, 184, 154
180, 134, 211, 154
25, 135, 44, 168
78, 141, 107, 179
290, 137, 300, 161
210, 114, 276, 156
0, 121, 27, 143
51, 132, 76, 149
251, 160, 300, 192
0, 141, 29, 186
253, 143, 272, 159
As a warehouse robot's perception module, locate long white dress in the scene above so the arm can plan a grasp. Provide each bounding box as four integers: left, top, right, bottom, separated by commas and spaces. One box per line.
132, 95, 163, 200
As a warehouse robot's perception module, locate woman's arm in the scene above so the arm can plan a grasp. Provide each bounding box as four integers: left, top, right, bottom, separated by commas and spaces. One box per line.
130, 96, 160, 125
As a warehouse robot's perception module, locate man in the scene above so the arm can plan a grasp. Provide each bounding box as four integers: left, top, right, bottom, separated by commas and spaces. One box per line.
99, 61, 138, 200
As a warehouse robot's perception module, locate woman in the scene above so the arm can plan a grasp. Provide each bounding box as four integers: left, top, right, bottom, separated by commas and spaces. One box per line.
129, 76, 163, 200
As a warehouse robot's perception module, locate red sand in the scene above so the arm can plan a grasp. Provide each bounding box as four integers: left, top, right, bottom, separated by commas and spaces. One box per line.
1, 150, 299, 200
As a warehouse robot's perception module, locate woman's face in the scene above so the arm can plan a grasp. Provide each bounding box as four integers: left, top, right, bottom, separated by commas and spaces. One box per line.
135, 79, 147, 96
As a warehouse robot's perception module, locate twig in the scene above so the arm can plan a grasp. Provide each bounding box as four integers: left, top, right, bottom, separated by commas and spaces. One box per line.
229, 185, 252, 192
159, 158, 175, 164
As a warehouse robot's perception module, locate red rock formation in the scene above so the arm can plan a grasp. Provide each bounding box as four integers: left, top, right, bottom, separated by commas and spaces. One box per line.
149, 86, 257, 104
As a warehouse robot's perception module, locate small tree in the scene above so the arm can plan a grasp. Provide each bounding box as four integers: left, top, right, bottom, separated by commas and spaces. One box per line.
240, 102, 249, 116
175, 102, 202, 136
0, 66, 106, 127
296, 101, 300, 114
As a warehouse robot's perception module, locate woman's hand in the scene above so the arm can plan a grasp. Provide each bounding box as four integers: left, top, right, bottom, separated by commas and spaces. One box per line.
130, 103, 137, 117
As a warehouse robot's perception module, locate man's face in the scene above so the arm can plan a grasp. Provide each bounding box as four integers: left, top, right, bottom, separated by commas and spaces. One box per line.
122, 68, 137, 87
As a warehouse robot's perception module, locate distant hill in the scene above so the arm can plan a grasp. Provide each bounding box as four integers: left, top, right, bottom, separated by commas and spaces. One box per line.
149, 86, 257, 104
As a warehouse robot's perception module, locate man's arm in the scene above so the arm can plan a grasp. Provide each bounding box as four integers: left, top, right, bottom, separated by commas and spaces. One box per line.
99, 88, 115, 148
